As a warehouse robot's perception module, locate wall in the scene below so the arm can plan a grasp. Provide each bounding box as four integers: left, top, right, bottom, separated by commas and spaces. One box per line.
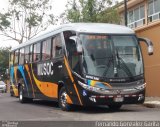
136, 23, 160, 96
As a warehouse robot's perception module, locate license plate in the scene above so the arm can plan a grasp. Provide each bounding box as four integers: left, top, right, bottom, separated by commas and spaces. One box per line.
114, 97, 124, 102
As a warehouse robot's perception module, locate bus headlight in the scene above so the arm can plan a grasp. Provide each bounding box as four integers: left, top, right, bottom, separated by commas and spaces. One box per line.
135, 83, 146, 90
78, 81, 88, 89
78, 81, 103, 92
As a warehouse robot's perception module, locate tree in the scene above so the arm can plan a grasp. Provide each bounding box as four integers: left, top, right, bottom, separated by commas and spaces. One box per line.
62, 0, 121, 24
0, 0, 55, 44
97, 6, 121, 24
0, 47, 10, 81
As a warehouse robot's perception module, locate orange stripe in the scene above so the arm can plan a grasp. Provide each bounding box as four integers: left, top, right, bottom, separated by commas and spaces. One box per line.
102, 82, 112, 88
25, 65, 35, 98
31, 64, 58, 98
11, 84, 18, 97
14, 66, 18, 83
66, 94, 73, 104
64, 57, 83, 105
12, 67, 18, 96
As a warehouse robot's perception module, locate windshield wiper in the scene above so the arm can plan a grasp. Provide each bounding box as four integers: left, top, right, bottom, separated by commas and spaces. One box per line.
102, 56, 114, 77
116, 49, 133, 77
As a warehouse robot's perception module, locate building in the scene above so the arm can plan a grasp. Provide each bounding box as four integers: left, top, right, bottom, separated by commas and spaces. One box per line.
119, 0, 160, 96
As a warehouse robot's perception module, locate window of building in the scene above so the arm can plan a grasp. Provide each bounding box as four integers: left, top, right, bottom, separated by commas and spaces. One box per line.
128, 10, 134, 24
134, 7, 139, 21
148, 0, 154, 15
33, 42, 41, 62
154, 0, 160, 13
128, 5, 145, 28
42, 39, 51, 60
14, 50, 19, 65
148, 0, 160, 22
52, 34, 62, 58
24, 46, 30, 63
19, 48, 24, 65
140, 5, 145, 19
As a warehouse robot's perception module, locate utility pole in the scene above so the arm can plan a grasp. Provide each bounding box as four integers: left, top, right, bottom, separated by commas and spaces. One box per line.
124, 0, 128, 26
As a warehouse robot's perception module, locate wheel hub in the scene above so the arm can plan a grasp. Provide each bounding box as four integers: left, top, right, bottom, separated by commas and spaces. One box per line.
19, 91, 22, 100
60, 92, 67, 107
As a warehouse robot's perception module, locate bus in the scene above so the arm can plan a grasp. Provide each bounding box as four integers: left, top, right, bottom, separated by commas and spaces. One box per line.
9, 23, 153, 111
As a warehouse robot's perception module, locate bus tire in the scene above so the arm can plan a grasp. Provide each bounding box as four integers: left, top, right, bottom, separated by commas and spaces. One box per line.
58, 87, 72, 111
18, 85, 27, 103
108, 104, 122, 110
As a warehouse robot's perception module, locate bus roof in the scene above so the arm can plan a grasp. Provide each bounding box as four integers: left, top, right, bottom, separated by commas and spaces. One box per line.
11, 23, 135, 51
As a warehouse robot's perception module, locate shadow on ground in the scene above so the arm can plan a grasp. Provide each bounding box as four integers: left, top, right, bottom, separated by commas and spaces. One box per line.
13, 98, 138, 114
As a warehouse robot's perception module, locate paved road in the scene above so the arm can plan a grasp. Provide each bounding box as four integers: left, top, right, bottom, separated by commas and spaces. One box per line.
0, 93, 160, 121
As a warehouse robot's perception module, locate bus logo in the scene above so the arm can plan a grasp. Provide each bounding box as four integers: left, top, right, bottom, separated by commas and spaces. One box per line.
37, 62, 54, 76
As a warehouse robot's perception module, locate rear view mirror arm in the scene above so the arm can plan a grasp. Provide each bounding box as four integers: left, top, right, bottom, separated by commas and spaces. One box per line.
138, 37, 153, 55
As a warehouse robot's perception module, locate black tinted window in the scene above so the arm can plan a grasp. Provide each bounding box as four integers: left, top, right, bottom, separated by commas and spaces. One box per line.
14, 50, 19, 65
19, 48, 24, 65
24, 46, 30, 63
29, 45, 33, 62
10, 52, 14, 66
52, 35, 62, 58
42, 39, 51, 60
33, 43, 41, 62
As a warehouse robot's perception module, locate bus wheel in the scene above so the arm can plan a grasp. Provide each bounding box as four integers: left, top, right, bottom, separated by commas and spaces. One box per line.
19, 85, 27, 103
108, 104, 122, 111
58, 87, 72, 111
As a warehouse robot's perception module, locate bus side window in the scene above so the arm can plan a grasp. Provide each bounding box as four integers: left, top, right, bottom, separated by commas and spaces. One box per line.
29, 45, 33, 62
33, 43, 41, 62
10, 52, 14, 66
52, 34, 62, 58
24, 46, 30, 64
14, 50, 19, 65
42, 39, 51, 60
19, 48, 24, 65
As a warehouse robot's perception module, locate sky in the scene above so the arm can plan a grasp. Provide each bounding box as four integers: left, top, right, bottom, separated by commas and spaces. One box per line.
0, 0, 68, 48
0, 0, 122, 48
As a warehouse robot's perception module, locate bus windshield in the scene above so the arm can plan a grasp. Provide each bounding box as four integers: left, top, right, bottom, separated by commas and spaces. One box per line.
80, 34, 143, 78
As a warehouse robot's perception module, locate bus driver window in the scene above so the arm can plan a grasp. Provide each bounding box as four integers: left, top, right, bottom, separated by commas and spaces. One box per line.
63, 31, 79, 72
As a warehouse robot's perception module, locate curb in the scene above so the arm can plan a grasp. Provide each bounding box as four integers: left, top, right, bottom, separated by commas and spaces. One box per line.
143, 101, 160, 108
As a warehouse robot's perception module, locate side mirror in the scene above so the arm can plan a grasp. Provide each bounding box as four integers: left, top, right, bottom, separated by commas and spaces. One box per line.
138, 37, 153, 55
69, 36, 77, 42
70, 36, 83, 53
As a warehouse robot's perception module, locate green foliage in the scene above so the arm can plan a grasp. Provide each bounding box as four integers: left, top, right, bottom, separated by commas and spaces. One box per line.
0, 47, 10, 80
63, 0, 121, 24
67, 6, 81, 22
97, 7, 121, 23
0, 0, 55, 44
0, 13, 11, 30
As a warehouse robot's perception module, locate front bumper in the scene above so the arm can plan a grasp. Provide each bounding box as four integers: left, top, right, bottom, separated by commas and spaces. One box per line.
81, 89, 145, 106
76, 80, 146, 106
